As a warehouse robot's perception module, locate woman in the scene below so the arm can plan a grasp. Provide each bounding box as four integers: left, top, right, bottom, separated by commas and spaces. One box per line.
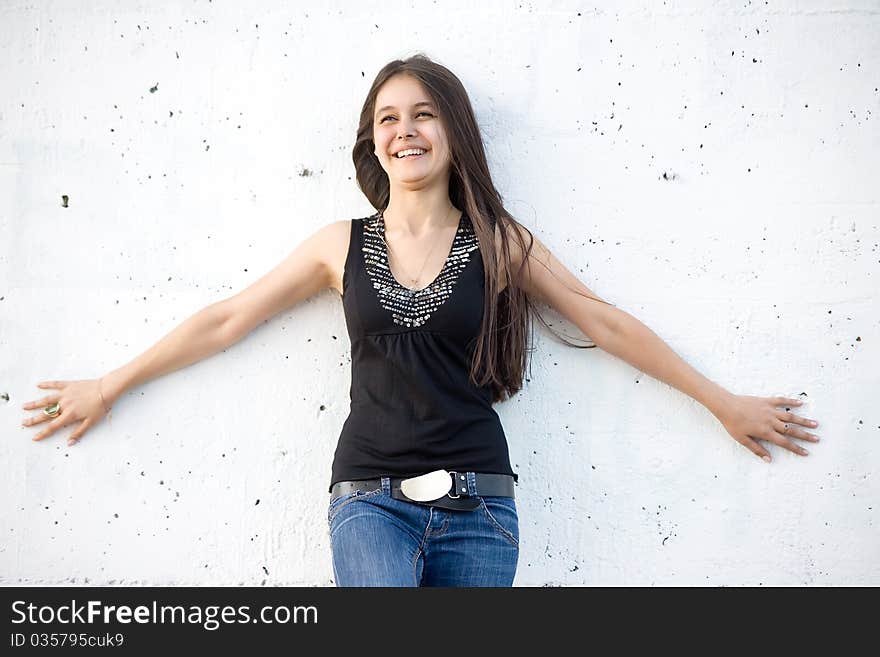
20, 54, 821, 586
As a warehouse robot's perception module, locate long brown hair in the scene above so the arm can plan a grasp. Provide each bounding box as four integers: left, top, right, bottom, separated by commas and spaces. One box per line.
352, 53, 613, 403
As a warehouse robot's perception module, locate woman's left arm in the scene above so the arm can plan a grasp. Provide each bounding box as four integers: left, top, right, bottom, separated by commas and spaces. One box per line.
506, 223, 821, 463
590, 310, 820, 463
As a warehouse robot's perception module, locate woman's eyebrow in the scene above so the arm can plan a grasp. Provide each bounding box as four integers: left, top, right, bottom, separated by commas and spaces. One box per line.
376, 101, 435, 115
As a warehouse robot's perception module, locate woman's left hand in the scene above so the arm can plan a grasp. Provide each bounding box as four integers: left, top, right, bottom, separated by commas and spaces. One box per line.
716, 394, 820, 463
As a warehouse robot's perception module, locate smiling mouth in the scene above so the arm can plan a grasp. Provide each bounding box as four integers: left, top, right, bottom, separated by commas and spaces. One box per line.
394, 148, 428, 160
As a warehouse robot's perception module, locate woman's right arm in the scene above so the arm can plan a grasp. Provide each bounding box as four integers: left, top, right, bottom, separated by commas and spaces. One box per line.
23, 220, 349, 444
104, 219, 346, 403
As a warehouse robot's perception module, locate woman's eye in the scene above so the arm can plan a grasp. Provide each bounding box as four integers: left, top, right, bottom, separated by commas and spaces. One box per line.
380, 112, 433, 123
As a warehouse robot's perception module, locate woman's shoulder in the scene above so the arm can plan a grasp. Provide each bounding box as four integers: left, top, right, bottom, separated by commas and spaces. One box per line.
322, 219, 355, 296
492, 217, 534, 294
322, 213, 379, 295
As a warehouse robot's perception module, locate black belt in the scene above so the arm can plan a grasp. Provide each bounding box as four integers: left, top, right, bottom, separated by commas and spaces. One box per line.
331, 472, 515, 512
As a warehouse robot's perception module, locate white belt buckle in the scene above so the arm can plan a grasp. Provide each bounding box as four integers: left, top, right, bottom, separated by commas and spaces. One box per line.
400, 469, 452, 502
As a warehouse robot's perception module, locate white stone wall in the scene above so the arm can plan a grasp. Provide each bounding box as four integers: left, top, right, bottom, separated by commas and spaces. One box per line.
2, 0, 877, 585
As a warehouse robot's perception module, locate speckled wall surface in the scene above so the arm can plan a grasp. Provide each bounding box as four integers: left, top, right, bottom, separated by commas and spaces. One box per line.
2, 1, 877, 586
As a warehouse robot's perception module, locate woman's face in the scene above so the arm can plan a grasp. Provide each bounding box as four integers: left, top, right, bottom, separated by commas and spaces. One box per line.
372, 74, 452, 187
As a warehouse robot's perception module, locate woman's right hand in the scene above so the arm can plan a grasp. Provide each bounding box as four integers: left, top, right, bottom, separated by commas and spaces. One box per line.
21, 379, 112, 446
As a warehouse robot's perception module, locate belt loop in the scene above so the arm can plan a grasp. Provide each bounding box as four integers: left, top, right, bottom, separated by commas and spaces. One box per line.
381, 476, 391, 494
466, 471, 477, 497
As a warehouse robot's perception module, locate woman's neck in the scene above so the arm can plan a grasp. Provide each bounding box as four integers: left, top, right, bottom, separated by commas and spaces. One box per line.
383, 191, 459, 238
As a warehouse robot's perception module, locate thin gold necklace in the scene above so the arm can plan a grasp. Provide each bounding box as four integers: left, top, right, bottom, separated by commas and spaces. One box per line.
380, 205, 456, 294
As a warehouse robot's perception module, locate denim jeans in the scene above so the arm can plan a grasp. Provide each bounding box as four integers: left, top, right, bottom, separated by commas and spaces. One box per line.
328, 475, 519, 586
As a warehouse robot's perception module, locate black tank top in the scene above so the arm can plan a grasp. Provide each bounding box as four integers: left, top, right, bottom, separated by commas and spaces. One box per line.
328, 209, 518, 491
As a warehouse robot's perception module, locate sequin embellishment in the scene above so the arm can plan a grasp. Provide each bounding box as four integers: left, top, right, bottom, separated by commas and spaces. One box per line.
362, 211, 479, 328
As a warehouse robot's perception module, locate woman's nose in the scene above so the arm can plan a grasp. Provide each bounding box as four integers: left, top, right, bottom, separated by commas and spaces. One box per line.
396, 120, 416, 138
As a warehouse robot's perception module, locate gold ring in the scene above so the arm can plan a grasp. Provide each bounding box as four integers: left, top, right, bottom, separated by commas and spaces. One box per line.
43, 402, 60, 418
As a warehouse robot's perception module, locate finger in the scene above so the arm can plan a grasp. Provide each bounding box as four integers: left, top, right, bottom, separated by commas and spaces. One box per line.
37, 381, 65, 389
32, 415, 69, 442
67, 419, 91, 446
777, 411, 821, 436
777, 410, 819, 429
22, 413, 52, 428
775, 421, 813, 454
773, 397, 804, 408
743, 435, 772, 462
22, 395, 60, 410
778, 436, 809, 456
22, 396, 62, 426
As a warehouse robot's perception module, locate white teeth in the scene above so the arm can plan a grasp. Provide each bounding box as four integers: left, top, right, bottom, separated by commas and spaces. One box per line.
396, 148, 426, 158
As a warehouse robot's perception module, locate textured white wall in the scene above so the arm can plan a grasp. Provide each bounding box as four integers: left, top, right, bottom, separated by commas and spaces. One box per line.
2, 0, 877, 586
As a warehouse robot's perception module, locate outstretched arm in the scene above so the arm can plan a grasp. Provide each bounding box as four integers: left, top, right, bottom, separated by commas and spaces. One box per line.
589, 310, 819, 462
23, 219, 345, 446
503, 222, 821, 463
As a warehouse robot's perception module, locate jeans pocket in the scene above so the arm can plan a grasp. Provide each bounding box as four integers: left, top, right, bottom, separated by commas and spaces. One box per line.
327, 488, 382, 524
478, 496, 519, 547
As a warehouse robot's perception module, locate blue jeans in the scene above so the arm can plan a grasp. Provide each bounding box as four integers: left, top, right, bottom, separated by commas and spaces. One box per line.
328, 475, 519, 586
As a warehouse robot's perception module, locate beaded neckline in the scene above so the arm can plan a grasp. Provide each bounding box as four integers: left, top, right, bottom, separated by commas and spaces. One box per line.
361, 211, 480, 328
377, 211, 463, 293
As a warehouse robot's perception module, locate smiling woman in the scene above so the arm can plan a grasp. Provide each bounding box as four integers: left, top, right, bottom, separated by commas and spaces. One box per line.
322, 54, 624, 587
21, 52, 821, 589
